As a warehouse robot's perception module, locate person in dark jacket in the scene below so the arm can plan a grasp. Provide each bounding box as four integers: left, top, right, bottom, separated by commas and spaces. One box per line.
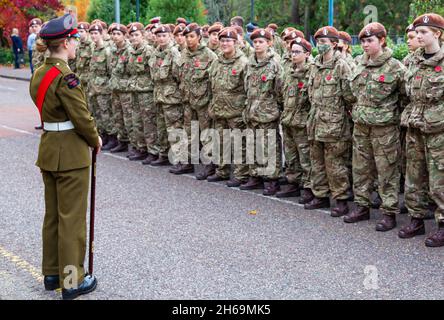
11, 28, 24, 69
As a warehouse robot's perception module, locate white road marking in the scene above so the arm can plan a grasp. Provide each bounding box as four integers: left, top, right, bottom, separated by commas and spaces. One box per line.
0, 85, 17, 91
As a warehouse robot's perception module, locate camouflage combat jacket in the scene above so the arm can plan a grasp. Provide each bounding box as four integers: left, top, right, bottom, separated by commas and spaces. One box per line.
89, 43, 112, 95
349, 48, 406, 126
281, 63, 311, 128
244, 50, 284, 123
148, 42, 182, 105
307, 51, 354, 142
127, 42, 155, 92
208, 49, 248, 119
109, 42, 132, 92
75, 38, 93, 84
180, 44, 217, 110
402, 45, 444, 134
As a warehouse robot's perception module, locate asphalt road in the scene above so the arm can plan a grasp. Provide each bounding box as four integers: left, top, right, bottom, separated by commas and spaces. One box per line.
0, 77, 442, 300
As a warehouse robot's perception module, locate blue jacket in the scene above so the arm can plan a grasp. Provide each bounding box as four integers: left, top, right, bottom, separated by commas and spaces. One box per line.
11, 35, 23, 54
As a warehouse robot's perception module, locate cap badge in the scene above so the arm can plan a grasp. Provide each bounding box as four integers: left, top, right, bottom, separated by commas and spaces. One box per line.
260, 30, 265, 36
424, 16, 430, 23
133, 26, 137, 31
365, 29, 371, 36
323, 28, 328, 36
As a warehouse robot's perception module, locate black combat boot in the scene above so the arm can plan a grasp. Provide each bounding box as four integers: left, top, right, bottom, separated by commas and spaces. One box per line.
304, 197, 330, 210
398, 218, 425, 239
343, 205, 370, 223
276, 183, 300, 198
298, 188, 315, 204
331, 200, 349, 217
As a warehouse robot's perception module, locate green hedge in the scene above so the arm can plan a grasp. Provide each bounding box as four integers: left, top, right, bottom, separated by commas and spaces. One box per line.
311, 43, 409, 61
0, 47, 14, 65
0, 46, 30, 66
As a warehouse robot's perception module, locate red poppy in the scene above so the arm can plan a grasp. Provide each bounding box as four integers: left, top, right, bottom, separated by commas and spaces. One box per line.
435, 66, 442, 73
416, 75, 422, 80
379, 74, 385, 82
157, 59, 163, 66
261, 74, 267, 82
120, 56, 126, 61
232, 69, 237, 75
194, 59, 200, 67
137, 56, 143, 63
326, 74, 332, 81
298, 82, 304, 89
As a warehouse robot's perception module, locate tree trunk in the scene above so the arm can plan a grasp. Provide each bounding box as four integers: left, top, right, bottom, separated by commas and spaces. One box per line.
304, 2, 310, 39
291, 0, 300, 25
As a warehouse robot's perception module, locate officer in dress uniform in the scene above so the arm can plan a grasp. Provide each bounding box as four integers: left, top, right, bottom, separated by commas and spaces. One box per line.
29, 14, 102, 300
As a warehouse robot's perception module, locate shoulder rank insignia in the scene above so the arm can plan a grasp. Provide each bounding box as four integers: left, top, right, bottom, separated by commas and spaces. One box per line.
64, 73, 80, 89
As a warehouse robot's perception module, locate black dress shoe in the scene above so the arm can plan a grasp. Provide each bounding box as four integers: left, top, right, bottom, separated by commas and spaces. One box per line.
304, 197, 330, 210
44, 275, 60, 290
34, 125, 43, 130
169, 164, 194, 174
62, 274, 97, 300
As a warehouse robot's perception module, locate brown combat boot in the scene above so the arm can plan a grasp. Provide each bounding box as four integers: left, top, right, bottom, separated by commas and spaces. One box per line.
398, 218, 425, 239
331, 200, 349, 217
141, 153, 158, 165
263, 180, 280, 196
425, 223, 444, 247
376, 215, 397, 232
304, 197, 330, 210
343, 205, 370, 223
150, 155, 170, 166
276, 183, 300, 198
110, 141, 128, 153
299, 188, 315, 204
239, 177, 263, 190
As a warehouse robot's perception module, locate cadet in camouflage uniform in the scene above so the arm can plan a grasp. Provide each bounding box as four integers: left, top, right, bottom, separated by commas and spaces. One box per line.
170, 23, 218, 179
127, 23, 159, 163
338, 31, 356, 71
201, 25, 210, 46
233, 26, 254, 58
173, 24, 187, 52
148, 24, 183, 166
207, 27, 249, 187
75, 22, 92, 89
106, 24, 131, 153
398, 13, 444, 247
33, 35, 50, 70
267, 24, 286, 57
281, 29, 305, 73
240, 29, 284, 196
276, 37, 314, 202
305, 26, 355, 216
344, 23, 406, 231
88, 23, 112, 142
207, 24, 222, 55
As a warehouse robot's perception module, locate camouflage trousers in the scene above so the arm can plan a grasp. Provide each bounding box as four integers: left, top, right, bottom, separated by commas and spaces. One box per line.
405, 128, 444, 223
183, 104, 213, 164
157, 103, 184, 158
310, 140, 351, 200
247, 120, 282, 180
90, 94, 112, 136
139, 92, 159, 156
111, 91, 128, 142
282, 125, 311, 188
120, 92, 133, 147
352, 124, 400, 216
131, 93, 147, 152
213, 116, 249, 181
